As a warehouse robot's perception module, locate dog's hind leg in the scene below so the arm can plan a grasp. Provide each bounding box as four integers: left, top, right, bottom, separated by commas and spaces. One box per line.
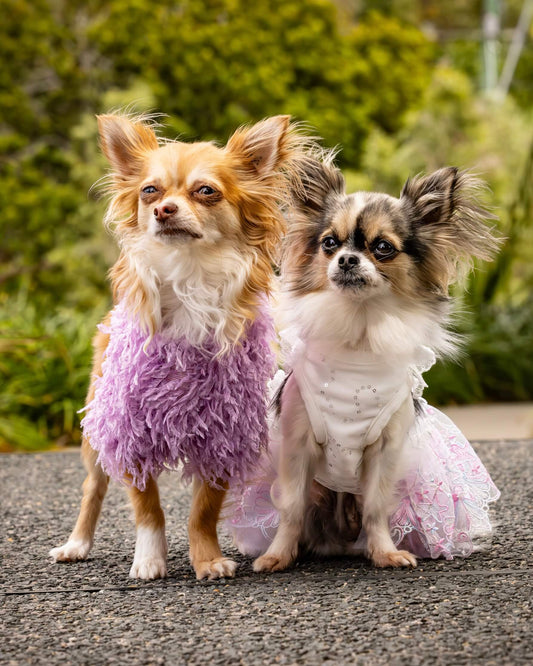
188, 478, 237, 580
49, 436, 109, 563
128, 476, 167, 579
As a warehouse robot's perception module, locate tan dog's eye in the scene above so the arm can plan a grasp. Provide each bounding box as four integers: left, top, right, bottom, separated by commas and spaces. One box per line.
197, 185, 216, 196
373, 240, 397, 260
142, 185, 158, 194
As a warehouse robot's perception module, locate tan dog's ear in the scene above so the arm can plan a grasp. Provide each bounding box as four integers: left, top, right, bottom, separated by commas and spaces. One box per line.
97, 114, 159, 178
225, 115, 292, 175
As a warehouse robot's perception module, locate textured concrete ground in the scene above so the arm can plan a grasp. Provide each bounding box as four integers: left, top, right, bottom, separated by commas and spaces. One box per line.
1, 441, 532, 665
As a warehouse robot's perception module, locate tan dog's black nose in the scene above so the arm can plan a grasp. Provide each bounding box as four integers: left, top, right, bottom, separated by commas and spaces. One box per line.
154, 203, 178, 222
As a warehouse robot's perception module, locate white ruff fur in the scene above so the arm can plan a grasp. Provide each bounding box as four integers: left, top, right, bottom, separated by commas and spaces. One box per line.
281, 289, 456, 358
123, 236, 254, 350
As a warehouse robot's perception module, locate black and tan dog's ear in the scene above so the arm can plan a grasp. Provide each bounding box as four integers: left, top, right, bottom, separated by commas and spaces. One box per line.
401, 167, 459, 228
401, 167, 500, 264
291, 152, 345, 216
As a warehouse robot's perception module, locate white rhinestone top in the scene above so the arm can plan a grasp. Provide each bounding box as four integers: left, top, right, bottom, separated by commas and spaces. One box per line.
288, 338, 435, 493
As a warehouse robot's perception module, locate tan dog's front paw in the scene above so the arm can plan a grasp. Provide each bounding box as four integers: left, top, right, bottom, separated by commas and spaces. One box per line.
49, 539, 92, 562
372, 549, 417, 568
129, 558, 168, 580
193, 557, 237, 580
253, 553, 294, 573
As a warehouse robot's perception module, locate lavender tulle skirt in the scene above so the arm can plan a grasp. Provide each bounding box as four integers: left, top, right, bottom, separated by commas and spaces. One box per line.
226, 399, 500, 560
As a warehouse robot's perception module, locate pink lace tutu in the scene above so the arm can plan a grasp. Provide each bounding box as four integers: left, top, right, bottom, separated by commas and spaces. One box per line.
226, 399, 500, 560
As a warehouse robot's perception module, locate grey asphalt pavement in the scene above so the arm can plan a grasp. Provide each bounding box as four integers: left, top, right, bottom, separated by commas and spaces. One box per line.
1, 441, 532, 665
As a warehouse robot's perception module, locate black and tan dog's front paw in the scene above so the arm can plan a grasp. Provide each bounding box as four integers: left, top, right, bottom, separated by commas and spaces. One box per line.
372, 549, 417, 568
253, 552, 294, 573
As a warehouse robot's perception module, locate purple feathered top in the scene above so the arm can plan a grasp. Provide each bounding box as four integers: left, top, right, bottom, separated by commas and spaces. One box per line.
81, 300, 276, 491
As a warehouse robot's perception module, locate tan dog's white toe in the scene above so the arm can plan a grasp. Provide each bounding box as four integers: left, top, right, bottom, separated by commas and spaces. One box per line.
49, 539, 92, 562
129, 558, 168, 580
130, 526, 168, 580
194, 557, 237, 580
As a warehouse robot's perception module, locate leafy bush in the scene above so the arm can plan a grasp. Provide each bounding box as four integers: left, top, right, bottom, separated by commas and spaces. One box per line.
424, 296, 533, 405
89, 1, 434, 165
0, 294, 108, 451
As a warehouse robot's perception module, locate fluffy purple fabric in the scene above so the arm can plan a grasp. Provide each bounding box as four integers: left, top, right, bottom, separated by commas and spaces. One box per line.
81, 300, 275, 491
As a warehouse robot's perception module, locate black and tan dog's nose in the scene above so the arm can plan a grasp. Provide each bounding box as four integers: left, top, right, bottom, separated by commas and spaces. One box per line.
154, 203, 178, 222
338, 254, 359, 271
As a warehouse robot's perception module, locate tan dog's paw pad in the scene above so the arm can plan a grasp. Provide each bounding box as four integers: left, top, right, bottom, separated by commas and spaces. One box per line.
194, 557, 237, 581
129, 558, 168, 580
49, 539, 92, 562
253, 553, 293, 573
372, 550, 417, 568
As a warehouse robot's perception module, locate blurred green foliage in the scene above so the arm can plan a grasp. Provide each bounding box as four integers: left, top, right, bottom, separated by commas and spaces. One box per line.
0, 293, 106, 451
0, 0, 532, 450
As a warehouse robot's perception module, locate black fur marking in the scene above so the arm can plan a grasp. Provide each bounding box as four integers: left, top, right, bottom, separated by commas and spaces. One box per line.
402, 233, 425, 260
306, 226, 325, 256
270, 371, 292, 417
351, 224, 367, 251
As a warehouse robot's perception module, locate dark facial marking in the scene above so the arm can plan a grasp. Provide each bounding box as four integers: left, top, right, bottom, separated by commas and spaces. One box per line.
351, 225, 366, 251
403, 232, 424, 260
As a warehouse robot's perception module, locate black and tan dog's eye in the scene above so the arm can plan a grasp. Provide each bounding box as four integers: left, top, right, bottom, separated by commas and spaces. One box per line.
322, 236, 338, 252
373, 240, 396, 260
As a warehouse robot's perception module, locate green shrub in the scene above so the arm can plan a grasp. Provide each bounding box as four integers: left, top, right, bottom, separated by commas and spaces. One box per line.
0, 294, 108, 451
424, 296, 533, 404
